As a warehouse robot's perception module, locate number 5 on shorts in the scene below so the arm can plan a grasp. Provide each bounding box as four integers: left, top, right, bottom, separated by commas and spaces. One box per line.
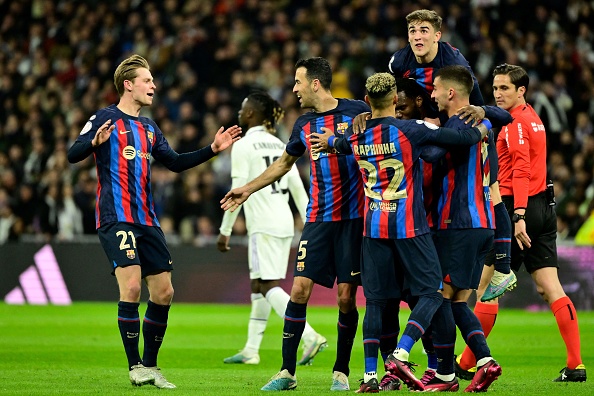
297, 240, 307, 260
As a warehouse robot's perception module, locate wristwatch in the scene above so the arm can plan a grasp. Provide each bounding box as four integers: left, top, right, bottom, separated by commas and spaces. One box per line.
511, 213, 526, 223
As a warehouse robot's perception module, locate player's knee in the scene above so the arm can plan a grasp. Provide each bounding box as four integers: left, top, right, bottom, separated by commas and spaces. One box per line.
121, 282, 142, 301
161, 286, 174, 304
337, 294, 356, 312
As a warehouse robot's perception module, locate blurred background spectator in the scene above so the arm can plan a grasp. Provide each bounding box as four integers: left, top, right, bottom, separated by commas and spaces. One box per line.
1, 0, 593, 244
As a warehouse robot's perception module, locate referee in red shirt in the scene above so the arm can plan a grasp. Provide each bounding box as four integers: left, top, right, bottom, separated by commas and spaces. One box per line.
493, 64, 586, 383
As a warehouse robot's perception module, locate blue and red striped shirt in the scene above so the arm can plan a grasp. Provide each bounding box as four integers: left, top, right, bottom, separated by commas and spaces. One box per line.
285, 99, 370, 223
73, 105, 176, 228
436, 116, 495, 230
336, 118, 485, 239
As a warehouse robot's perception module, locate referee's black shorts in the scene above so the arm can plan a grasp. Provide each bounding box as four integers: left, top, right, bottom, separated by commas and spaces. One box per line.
502, 192, 558, 273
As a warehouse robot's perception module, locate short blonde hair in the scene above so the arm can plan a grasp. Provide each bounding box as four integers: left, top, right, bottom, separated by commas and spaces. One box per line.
366, 73, 396, 109
113, 54, 150, 96
406, 9, 442, 31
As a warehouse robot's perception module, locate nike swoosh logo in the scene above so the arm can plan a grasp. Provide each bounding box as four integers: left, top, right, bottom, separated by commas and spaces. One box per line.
351, 271, 361, 276
119, 130, 131, 134
168, 260, 173, 265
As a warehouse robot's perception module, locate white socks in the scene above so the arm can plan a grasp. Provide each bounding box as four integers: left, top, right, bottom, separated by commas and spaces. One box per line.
244, 293, 271, 355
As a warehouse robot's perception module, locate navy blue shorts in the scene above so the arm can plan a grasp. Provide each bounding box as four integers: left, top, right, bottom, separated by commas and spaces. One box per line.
434, 228, 494, 290
98, 222, 173, 278
361, 234, 442, 300
503, 193, 558, 273
293, 218, 363, 288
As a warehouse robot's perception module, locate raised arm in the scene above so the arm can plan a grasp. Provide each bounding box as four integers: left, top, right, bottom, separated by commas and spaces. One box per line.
156, 125, 241, 173
220, 150, 299, 212
456, 105, 512, 128
67, 119, 115, 163
424, 120, 491, 146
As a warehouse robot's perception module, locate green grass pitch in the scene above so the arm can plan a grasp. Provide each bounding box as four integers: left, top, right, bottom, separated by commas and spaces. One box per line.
0, 303, 592, 395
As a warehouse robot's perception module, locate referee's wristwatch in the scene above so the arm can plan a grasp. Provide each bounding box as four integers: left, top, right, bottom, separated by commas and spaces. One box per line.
511, 213, 526, 223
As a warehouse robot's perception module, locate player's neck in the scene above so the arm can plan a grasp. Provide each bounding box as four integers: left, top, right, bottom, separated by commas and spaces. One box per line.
117, 97, 143, 117
371, 107, 395, 119
447, 99, 469, 118
314, 94, 338, 113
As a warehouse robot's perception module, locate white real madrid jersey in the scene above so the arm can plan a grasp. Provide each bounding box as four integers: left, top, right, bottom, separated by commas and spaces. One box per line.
220, 126, 308, 237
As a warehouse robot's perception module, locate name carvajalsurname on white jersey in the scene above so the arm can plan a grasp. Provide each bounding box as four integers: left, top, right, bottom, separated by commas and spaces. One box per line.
252, 142, 286, 150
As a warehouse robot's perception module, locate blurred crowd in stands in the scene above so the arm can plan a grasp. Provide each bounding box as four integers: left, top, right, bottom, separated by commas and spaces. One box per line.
1, 0, 594, 245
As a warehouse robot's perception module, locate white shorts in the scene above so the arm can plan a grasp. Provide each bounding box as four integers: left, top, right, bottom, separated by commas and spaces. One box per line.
248, 233, 292, 280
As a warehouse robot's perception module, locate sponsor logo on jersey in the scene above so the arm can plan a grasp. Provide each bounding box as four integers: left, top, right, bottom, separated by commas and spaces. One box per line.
122, 145, 151, 160
126, 249, 136, 259
369, 201, 398, 212
119, 130, 131, 134
296, 262, 305, 272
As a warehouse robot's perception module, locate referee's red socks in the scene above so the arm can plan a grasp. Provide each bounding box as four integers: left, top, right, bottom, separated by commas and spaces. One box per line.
551, 296, 583, 369
458, 301, 499, 370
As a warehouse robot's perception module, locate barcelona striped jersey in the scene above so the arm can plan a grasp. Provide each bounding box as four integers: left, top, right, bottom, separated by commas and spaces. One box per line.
337, 117, 485, 239
388, 42, 484, 117
285, 99, 370, 223
73, 105, 177, 228
436, 116, 495, 230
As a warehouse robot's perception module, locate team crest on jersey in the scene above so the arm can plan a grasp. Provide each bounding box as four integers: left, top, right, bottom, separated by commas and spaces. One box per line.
336, 122, 349, 134
296, 262, 305, 272
147, 131, 154, 144
126, 249, 136, 259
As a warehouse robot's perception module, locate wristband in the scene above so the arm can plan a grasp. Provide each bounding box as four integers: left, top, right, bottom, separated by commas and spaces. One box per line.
328, 135, 337, 148
481, 119, 492, 130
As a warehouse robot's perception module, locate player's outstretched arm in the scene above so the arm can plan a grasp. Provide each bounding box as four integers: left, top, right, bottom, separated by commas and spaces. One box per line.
211, 125, 242, 153
220, 150, 298, 212
457, 105, 513, 128
67, 119, 115, 163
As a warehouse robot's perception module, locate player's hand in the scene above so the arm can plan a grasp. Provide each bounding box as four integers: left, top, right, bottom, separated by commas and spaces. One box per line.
457, 105, 485, 127
352, 112, 371, 134
92, 120, 115, 147
309, 127, 334, 154
211, 125, 242, 153
220, 186, 250, 212
514, 220, 532, 250
217, 234, 231, 252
